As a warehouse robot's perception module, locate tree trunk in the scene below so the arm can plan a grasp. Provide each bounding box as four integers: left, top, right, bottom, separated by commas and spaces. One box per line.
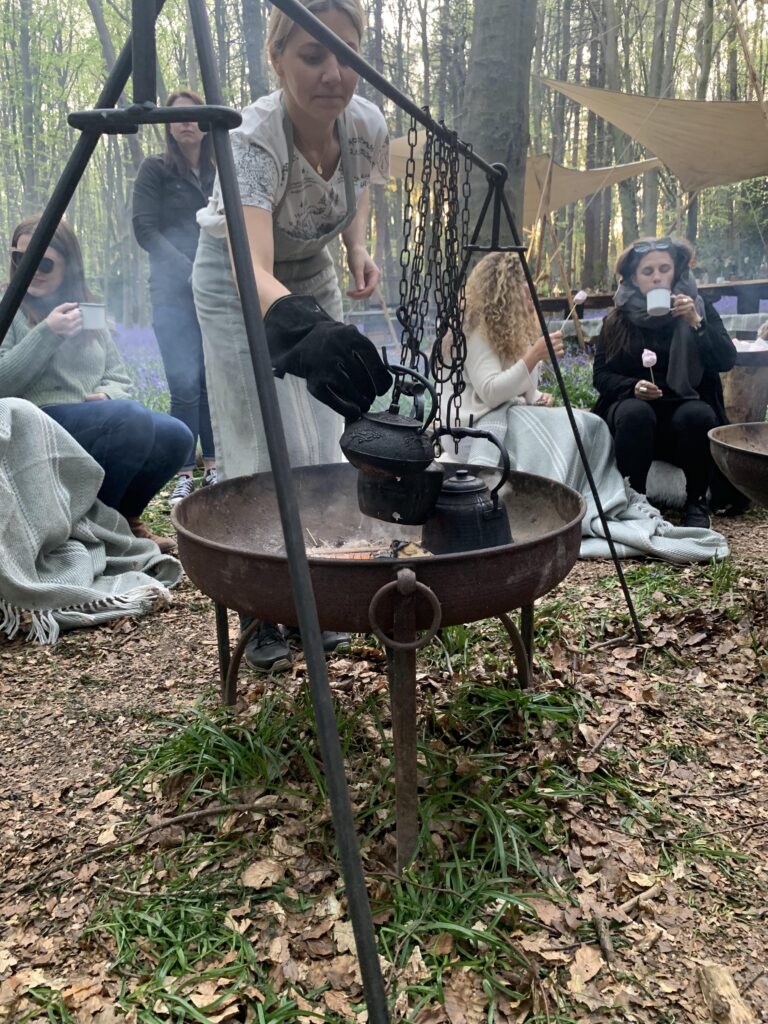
86, 0, 145, 172
242, 0, 267, 101
415, 0, 431, 108
551, 0, 571, 166
462, 0, 537, 236
641, 0, 668, 236
530, 1, 546, 155
661, 0, 682, 96
582, 18, 602, 287
687, 0, 715, 243
19, 0, 38, 212
603, 0, 638, 246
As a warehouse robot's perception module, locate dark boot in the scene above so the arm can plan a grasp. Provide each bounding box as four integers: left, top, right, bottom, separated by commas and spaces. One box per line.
284, 626, 351, 654
683, 496, 711, 529
242, 618, 292, 673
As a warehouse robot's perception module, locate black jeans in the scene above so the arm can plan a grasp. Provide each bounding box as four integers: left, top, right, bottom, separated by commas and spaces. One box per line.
152, 296, 215, 471
42, 399, 193, 517
607, 397, 719, 500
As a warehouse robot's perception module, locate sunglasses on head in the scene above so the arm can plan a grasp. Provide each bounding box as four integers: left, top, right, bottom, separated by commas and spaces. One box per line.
11, 250, 57, 274
632, 238, 672, 256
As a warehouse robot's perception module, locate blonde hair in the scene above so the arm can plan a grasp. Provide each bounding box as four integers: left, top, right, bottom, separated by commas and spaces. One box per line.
759, 320, 768, 341
267, 0, 364, 59
463, 251, 539, 363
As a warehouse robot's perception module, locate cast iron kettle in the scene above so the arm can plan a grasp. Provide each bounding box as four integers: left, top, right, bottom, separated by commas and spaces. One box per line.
422, 428, 513, 554
357, 462, 444, 525
340, 364, 438, 478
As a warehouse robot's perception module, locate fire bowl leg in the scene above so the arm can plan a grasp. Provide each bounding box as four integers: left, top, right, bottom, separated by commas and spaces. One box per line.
215, 603, 233, 703
369, 569, 442, 873
521, 604, 534, 669
497, 611, 533, 690
389, 594, 419, 873
219, 615, 261, 707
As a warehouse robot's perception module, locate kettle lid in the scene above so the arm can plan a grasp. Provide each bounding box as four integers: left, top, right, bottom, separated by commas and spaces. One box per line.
442, 468, 486, 493
362, 410, 423, 431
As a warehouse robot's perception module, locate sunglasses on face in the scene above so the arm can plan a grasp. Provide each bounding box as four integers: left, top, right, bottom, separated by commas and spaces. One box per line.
11, 249, 57, 274
632, 238, 672, 256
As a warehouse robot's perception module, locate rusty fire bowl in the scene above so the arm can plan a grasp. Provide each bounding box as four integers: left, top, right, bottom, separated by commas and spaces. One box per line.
171, 464, 585, 633
709, 423, 768, 508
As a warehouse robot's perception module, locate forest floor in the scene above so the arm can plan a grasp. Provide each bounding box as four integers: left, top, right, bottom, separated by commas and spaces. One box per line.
1, 498, 768, 1024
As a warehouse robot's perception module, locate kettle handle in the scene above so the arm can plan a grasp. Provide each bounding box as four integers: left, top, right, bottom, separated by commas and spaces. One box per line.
435, 426, 511, 509
387, 362, 439, 434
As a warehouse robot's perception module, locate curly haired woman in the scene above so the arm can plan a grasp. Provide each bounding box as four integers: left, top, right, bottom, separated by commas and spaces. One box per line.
444, 251, 728, 563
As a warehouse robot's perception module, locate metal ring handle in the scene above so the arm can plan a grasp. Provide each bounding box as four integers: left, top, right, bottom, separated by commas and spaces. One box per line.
368, 578, 442, 651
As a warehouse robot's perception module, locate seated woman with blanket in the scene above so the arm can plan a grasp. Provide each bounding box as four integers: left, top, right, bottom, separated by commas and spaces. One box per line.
443, 250, 728, 563
0, 216, 193, 553
0, 398, 181, 644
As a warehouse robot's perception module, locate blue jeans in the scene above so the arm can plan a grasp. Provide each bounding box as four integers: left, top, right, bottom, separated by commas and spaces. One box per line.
152, 295, 215, 471
42, 400, 193, 517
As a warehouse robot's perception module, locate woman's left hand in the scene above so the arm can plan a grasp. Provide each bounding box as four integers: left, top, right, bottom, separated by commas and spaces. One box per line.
346, 246, 380, 300
534, 392, 554, 407
85, 393, 109, 401
671, 293, 703, 329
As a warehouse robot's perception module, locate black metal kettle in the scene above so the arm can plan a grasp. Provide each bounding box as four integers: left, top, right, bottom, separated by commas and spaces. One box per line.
340, 364, 438, 477
422, 428, 513, 554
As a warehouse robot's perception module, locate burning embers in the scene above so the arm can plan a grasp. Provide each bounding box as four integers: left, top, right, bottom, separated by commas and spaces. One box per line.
305, 537, 432, 560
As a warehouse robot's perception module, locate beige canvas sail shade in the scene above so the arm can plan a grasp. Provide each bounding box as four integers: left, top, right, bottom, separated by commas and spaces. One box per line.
523, 153, 662, 225
388, 132, 661, 227
539, 77, 768, 192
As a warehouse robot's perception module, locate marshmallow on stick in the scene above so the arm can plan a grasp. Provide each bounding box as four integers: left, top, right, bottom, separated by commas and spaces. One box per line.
563, 289, 588, 325
642, 348, 657, 384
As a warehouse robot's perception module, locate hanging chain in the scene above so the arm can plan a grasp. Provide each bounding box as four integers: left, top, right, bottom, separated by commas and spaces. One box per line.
448, 144, 473, 436
427, 126, 471, 440
396, 114, 433, 376
395, 117, 474, 440
396, 117, 417, 370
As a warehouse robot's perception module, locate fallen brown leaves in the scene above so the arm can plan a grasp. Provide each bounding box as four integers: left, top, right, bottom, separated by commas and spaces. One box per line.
1, 514, 768, 1021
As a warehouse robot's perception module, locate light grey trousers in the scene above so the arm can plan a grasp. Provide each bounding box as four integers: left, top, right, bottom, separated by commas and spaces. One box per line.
192, 231, 344, 482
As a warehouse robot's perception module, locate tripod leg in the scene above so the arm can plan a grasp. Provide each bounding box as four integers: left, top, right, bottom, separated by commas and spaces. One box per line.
498, 186, 643, 642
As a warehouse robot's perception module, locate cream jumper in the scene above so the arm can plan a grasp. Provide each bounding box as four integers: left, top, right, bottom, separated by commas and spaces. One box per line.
452, 327, 544, 426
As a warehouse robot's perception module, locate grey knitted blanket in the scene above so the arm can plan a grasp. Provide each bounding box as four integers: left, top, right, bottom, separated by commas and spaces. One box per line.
0, 398, 182, 643
458, 403, 729, 563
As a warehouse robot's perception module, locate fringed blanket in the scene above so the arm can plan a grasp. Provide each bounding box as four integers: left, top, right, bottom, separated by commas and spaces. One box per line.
0, 398, 182, 643
457, 404, 729, 564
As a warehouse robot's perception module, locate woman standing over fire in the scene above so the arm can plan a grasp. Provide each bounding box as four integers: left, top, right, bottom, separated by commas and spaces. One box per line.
192, 0, 391, 671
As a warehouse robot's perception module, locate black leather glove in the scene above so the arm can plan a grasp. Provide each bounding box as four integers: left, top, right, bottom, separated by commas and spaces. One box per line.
263, 294, 392, 419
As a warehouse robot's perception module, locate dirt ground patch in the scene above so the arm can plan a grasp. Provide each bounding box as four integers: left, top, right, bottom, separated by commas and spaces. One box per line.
1, 509, 767, 1022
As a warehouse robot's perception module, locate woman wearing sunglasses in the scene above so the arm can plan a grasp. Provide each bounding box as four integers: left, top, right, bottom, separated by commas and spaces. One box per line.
0, 216, 193, 553
593, 236, 738, 528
